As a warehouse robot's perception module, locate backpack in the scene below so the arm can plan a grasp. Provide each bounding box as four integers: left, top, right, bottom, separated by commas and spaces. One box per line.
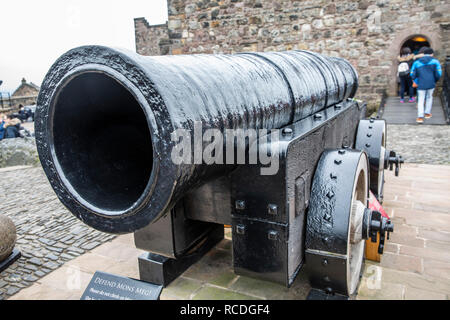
398, 61, 410, 77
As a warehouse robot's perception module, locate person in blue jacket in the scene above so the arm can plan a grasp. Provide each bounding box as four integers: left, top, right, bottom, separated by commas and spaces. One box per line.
0, 114, 6, 141
410, 47, 442, 123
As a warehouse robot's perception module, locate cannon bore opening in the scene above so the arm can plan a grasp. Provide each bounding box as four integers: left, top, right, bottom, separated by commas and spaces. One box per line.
52, 72, 153, 213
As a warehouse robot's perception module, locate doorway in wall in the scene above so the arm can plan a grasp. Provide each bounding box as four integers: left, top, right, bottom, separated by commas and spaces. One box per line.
396, 35, 431, 96
401, 35, 430, 56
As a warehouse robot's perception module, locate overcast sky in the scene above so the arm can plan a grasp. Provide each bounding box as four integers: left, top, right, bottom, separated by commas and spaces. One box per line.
0, 0, 168, 93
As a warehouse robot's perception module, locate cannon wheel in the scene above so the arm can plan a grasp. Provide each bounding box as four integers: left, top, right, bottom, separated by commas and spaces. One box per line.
355, 119, 386, 203
305, 149, 369, 297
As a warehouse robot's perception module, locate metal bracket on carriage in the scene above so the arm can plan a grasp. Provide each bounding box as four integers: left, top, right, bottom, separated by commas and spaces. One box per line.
385, 150, 404, 177
363, 209, 394, 254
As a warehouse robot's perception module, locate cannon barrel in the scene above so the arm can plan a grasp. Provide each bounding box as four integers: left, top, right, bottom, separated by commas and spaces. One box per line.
35, 46, 358, 234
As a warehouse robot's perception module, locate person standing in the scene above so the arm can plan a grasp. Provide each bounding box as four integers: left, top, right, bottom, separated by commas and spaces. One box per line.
410, 47, 442, 123
397, 47, 415, 103
0, 114, 6, 141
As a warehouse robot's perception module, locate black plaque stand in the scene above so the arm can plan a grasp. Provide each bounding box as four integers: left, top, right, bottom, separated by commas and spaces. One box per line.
0, 249, 21, 273
138, 228, 223, 287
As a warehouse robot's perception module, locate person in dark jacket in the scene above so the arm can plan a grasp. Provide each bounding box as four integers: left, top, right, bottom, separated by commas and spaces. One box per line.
397, 47, 415, 103
410, 47, 442, 123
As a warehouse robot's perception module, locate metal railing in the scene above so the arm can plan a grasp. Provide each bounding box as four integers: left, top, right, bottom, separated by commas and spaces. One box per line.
441, 56, 450, 124
0, 92, 13, 109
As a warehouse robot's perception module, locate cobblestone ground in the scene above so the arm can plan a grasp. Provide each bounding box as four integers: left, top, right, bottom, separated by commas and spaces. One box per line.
1, 123, 449, 300
8, 164, 450, 300
386, 125, 450, 165
0, 166, 116, 300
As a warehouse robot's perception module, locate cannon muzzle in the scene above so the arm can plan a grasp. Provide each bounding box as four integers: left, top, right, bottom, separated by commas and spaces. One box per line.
35, 46, 358, 234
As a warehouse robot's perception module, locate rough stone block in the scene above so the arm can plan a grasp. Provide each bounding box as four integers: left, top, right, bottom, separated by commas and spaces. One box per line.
192, 285, 260, 300
161, 277, 204, 300
229, 276, 287, 299
380, 252, 423, 273
209, 271, 238, 288
0, 138, 39, 168
357, 277, 404, 300
405, 286, 447, 300
381, 267, 450, 295
400, 245, 450, 263
0, 215, 16, 262
423, 259, 450, 280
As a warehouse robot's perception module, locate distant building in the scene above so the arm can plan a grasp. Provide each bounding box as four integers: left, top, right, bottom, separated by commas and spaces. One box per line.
134, 0, 450, 109
12, 78, 40, 99
1, 78, 40, 110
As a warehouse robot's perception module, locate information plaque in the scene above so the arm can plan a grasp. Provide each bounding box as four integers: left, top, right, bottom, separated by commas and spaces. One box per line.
81, 271, 163, 300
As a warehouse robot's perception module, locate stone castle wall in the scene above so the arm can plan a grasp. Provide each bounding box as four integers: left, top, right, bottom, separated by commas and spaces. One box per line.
135, 19, 172, 56
135, 0, 450, 107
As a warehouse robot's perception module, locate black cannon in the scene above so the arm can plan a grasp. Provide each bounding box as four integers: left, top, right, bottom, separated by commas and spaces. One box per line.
35, 46, 401, 298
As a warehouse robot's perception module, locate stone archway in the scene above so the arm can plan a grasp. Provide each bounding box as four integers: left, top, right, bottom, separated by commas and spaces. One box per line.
386, 27, 441, 96
401, 35, 430, 55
